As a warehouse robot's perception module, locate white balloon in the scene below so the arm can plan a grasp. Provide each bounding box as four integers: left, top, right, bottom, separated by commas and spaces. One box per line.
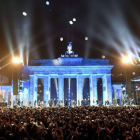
60, 37, 63, 41
73, 18, 76, 22
22, 12, 27, 16
46, 1, 50, 5
85, 37, 88, 40
69, 21, 73, 25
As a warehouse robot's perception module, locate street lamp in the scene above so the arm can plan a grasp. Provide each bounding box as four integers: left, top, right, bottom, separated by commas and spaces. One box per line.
12, 57, 23, 105
13, 57, 23, 64
122, 56, 131, 64
122, 56, 132, 100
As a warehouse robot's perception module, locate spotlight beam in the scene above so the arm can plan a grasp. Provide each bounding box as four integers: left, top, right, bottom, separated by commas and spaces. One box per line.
0, 62, 12, 69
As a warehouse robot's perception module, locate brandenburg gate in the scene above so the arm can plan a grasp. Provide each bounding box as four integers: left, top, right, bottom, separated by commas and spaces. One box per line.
23, 43, 113, 106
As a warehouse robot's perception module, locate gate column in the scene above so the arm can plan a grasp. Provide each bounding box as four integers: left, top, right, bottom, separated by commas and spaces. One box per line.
58, 75, 64, 106
44, 75, 50, 106
29, 75, 38, 106
90, 75, 97, 106
77, 75, 83, 106
102, 74, 112, 105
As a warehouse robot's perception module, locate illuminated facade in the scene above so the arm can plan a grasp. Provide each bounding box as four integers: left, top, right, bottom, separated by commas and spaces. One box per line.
22, 43, 114, 106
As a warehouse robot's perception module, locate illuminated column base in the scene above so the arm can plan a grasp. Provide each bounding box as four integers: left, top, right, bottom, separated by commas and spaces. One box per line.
6, 91, 8, 103
29, 75, 38, 106
58, 75, 64, 106
107, 74, 112, 104
102, 74, 108, 105
44, 75, 50, 106
90, 75, 97, 106
77, 75, 83, 106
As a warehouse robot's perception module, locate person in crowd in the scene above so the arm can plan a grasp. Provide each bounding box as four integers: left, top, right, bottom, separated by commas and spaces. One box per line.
96, 100, 98, 105
0, 106, 140, 139
81, 99, 84, 106
29, 101, 31, 106
17, 100, 20, 106
13, 100, 15, 106
78, 100, 80, 106
54, 98, 56, 106
84, 99, 86, 106
73, 100, 76, 107
65, 99, 68, 106
51, 99, 53, 107
57, 99, 60, 107
44, 100, 46, 107
34, 100, 36, 107
38, 100, 41, 106
88, 99, 90, 106
21, 101, 23, 106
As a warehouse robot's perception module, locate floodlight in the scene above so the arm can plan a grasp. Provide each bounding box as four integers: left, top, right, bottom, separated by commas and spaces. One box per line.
13, 57, 22, 64
122, 56, 131, 63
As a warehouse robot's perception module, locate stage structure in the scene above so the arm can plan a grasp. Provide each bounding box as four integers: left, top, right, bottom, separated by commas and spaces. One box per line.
22, 42, 114, 106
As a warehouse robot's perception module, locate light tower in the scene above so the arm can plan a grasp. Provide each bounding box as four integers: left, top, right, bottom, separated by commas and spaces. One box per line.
12, 57, 23, 103
122, 56, 132, 99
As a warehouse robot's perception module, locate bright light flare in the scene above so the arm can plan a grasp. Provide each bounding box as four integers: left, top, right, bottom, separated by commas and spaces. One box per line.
13, 57, 23, 64
22, 12, 27, 16
122, 56, 131, 63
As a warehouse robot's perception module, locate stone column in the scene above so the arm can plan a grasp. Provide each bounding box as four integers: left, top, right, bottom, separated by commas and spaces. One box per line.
3, 91, 6, 100
77, 75, 83, 106
113, 88, 116, 99
58, 75, 64, 106
29, 75, 38, 106
102, 74, 112, 105
90, 75, 97, 106
102, 74, 108, 105
44, 75, 50, 106
107, 74, 112, 104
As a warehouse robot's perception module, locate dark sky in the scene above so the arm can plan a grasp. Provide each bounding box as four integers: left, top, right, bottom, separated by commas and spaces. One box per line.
0, 0, 140, 78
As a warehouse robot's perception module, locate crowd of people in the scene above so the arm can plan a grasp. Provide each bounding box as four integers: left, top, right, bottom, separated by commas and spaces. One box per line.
0, 106, 140, 140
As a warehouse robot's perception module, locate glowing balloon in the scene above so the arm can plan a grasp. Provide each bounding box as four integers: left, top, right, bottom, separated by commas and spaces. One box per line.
46, 1, 50, 5
22, 12, 27, 16
60, 37, 63, 41
69, 21, 73, 25
73, 18, 76, 21
85, 37, 88, 40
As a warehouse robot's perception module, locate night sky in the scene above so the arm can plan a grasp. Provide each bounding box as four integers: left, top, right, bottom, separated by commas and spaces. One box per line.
0, 0, 140, 79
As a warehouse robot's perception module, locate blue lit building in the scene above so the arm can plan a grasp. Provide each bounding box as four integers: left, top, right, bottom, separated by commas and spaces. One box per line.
21, 42, 114, 106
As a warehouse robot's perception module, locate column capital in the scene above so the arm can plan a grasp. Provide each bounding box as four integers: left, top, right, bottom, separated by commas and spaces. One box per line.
29, 75, 38, 78
106, 74, 112, 76
29, 75, 34, 77
43, 75, 49, 76
91, 74, 97, 76
58, 75, 64, 79
77, 75, 83, 78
